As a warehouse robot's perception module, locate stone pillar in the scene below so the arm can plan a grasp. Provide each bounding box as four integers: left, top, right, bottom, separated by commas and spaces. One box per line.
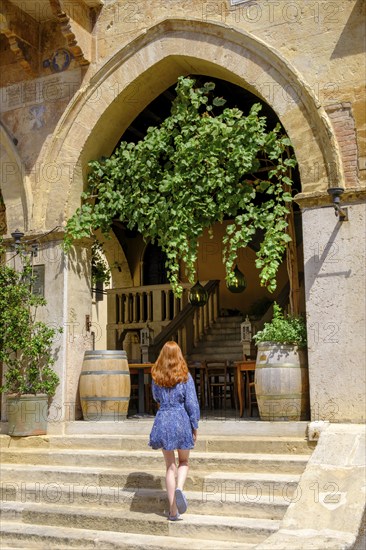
34, 239, 93, 427
302, 201, 366, 423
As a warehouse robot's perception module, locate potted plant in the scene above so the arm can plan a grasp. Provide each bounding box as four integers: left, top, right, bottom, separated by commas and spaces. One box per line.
0, 241, 61, 436
252, 303, 309, 421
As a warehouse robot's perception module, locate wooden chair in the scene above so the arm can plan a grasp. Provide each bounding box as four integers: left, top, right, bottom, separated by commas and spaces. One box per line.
128, 373, 139, 415
128, 371, 155, 415
187, 361, 206, 407
205, 361, 236, 411
247, 372, 258, 417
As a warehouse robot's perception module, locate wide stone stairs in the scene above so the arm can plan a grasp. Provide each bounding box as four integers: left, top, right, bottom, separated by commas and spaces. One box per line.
189, 315, 244, 362
0, 421, 315, 549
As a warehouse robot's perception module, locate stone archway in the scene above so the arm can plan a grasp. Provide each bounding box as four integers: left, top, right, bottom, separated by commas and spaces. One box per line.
0, 124, 32, 235
12, 16, 361, 424
36, 18, 343, 231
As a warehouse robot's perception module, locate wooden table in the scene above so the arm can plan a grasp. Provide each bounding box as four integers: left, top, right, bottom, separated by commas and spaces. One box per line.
129, 363, 153, 415
128, 361, 254, 416
234, 361, 256, 417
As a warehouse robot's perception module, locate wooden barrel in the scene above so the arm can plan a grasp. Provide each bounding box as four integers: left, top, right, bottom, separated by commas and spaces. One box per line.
79, 350, 130, 421
255, 342, 309, 421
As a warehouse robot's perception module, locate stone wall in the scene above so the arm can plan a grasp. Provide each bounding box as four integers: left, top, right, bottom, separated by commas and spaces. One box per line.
0, 0, 364, 421
302, 202, 366, 422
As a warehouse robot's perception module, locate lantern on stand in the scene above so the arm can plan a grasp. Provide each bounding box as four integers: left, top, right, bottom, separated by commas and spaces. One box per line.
240, 315, 252, 359
140, 327, 152, 363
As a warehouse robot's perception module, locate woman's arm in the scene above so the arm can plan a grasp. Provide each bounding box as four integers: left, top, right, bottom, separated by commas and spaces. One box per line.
151, 380, 160, 403
184, 374, 200, 430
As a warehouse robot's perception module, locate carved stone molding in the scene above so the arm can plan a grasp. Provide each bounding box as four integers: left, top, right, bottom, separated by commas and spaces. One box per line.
0, 14, 35, 77
49, 0, 90, 67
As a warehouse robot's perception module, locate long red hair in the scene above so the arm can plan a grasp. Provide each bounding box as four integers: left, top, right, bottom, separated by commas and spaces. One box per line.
151, 341, 189, 388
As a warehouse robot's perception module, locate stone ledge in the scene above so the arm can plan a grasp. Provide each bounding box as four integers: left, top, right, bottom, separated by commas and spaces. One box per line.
256, 424, 366, 550
294, 188, 366, 208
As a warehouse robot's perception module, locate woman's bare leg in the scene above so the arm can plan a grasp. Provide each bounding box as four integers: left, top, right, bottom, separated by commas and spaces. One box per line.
162, 450, 178, 515
177, 449, 190, 491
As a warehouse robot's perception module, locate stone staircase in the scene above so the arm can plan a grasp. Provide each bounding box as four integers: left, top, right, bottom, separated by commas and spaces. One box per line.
0, 421, 316, 549
189, 316, 244, 362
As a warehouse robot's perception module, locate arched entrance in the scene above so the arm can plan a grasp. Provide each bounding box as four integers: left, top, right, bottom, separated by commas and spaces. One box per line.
96, 72, 305, 420
36, 18, 342, 232
0, 124, 31, 234
6, 17, 360, 424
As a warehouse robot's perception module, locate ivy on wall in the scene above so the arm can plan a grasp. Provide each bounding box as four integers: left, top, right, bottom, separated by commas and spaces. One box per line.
64, 76, 297, 297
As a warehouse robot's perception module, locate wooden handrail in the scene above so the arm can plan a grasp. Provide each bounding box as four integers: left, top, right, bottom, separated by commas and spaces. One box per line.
148, 280, 220, 361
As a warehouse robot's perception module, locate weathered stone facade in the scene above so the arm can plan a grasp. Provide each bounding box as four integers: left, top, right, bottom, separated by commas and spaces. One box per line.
0, 0, 365, 423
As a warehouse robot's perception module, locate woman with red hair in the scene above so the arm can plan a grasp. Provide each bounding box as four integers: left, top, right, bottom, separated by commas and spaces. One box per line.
149, 341, 200, 521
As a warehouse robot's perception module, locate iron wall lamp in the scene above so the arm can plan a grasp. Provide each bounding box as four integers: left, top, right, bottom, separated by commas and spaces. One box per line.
11, 229, 24, 245
11, 229, 38, 256
327, 188, 348, 221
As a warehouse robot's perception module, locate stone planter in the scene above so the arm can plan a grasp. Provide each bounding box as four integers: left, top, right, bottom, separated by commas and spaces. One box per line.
6, 394, 48, 436
255, 342, 310, 421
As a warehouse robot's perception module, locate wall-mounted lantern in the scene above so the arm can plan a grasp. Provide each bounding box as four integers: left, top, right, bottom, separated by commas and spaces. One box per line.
327, 188, 349, 221
11, 229, 38, 256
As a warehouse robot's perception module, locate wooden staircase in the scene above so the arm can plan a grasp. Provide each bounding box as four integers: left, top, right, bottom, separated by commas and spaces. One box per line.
0, 421, 316, 549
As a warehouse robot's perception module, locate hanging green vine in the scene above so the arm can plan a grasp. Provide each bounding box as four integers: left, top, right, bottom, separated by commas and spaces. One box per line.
64, 76, 297, 297
91, 241, 111, 285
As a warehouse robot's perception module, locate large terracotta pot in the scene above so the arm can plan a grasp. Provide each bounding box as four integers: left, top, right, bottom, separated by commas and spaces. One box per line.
79, 350, 131, 421
7, 394, 48, 436
255, 342, 309, 421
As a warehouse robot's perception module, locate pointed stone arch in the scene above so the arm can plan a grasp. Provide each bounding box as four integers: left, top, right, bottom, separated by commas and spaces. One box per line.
0, 124, 32, 235
36, 18, 344, 230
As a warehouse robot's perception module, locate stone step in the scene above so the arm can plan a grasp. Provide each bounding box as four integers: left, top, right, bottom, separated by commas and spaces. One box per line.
0, 520, 256, 549
213, 316, 243, 324
0, 464, 301, 496
208, 317, 242, 332
0, 448, 309, 474
205, 327, 241, 336
204, 334, 243, 344
60, 419, 310, 437
210, 323, 242, 330
0, 485, 288, 520
192, 342, 242, 351
0, 434, 315, 454
205, 333, 241, 342
0, 501, 280, 544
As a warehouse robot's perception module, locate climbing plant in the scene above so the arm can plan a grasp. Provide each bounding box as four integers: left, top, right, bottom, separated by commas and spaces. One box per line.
64, 76, 297, 297
91, 241, 111, 285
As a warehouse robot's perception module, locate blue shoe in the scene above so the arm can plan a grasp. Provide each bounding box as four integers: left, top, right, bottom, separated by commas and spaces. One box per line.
175, 488, 188, 514
167, 512, 180, 521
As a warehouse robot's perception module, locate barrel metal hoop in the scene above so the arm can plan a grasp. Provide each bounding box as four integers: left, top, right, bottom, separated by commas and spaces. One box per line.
80, 370, 130, 375
83, 355, 127, 360
255, 364, 306, 368
82, 397, 130, 401
255, 394, 303, 399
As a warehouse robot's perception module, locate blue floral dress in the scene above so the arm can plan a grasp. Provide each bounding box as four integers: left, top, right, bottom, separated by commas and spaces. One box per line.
149, 373, 200, 450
